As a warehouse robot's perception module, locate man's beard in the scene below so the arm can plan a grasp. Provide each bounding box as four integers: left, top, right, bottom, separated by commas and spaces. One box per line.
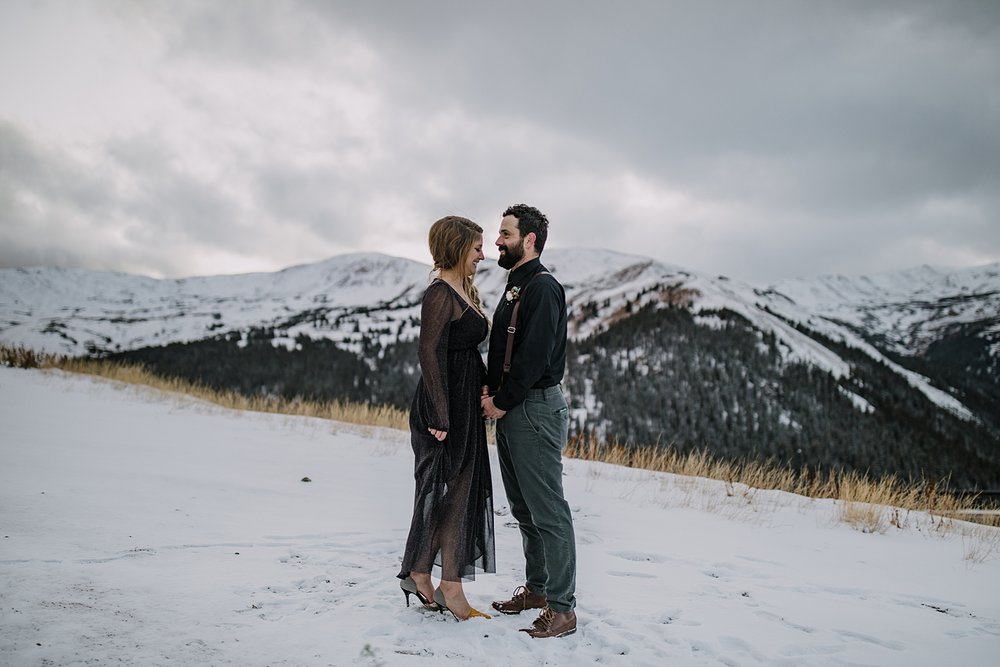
497, 238, 525, 269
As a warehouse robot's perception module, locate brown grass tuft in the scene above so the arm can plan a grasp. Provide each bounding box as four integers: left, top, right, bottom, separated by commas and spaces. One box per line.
563, 431, 1000, 533
0, 345, 57, 369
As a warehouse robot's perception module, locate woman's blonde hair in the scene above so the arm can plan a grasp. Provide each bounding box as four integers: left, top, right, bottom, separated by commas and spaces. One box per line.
428, 215, 484, 315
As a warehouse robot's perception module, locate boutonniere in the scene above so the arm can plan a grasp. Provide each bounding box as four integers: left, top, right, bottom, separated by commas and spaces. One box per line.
504, 286, 521, 303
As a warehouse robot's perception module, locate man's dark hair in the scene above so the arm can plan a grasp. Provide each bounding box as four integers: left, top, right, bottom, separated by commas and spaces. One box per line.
503, 204, 549, 254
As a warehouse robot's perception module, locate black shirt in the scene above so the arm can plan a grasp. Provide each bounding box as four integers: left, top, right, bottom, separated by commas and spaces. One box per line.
486, 258, 568, 411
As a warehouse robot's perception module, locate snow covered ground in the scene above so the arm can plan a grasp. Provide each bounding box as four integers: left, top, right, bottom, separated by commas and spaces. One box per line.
1, 367, 998, 666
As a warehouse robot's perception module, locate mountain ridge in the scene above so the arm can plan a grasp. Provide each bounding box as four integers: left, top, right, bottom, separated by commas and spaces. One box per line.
4, 249, 998, 487
2, 250, 996, 416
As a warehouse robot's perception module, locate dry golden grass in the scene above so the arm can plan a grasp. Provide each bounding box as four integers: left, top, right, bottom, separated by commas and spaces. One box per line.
2, 346, 409, 431
3, 344, 997, 548
962, 523, 1000, 563
0, 345, 49, 369
564, 431, 1000, 536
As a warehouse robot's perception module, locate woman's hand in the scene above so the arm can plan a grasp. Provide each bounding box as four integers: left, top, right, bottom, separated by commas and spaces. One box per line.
428, 428, 447, 442
481, 395, 506, 420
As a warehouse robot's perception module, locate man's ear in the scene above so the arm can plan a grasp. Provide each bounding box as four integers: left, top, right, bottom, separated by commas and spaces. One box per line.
524, 231, 537, 251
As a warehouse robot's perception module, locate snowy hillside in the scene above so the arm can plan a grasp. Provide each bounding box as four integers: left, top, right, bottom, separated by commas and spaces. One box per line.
2, 366, 998, 666
1, 251, 997, 424
770, 262, 1000, 358
0, 254, 434, 356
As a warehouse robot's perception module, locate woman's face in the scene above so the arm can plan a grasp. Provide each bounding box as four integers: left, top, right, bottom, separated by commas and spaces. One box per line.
462, 235, 485, 277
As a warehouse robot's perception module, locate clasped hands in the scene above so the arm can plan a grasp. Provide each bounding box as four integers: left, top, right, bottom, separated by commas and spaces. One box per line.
428, 387, 506, 442
480, 385, 506, 420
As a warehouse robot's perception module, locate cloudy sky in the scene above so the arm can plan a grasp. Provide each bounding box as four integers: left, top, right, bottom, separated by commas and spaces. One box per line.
1, 0, 998, 284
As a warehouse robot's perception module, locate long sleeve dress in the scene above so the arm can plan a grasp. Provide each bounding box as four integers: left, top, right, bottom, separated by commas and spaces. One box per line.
398, 279, 496, 582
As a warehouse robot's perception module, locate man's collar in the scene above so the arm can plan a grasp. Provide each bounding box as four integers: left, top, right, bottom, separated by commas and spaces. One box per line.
507, 257, 544, 284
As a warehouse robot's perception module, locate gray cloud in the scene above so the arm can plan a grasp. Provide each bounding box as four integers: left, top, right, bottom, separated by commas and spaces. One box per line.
1, 0, 997, 282
0, 121, 141, 272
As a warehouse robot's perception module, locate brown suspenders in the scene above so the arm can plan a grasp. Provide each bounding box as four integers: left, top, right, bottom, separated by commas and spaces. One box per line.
502, 271, 549, 375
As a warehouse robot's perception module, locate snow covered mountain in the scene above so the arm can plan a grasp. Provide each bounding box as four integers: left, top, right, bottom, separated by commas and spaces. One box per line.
3, 250, 998, 487
3, 250, 994, 415
769, 263, 1000, 359
0, 253, 436, 356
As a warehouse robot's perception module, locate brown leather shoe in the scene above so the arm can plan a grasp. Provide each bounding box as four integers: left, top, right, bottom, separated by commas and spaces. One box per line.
491, 585, 547, 615
521, 606, 577, 638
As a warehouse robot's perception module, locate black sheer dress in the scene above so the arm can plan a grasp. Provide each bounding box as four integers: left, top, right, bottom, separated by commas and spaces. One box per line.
398, 280, 496, 582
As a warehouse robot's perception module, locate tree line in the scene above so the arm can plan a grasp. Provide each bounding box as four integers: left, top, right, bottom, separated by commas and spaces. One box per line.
108, 305, 1000, 489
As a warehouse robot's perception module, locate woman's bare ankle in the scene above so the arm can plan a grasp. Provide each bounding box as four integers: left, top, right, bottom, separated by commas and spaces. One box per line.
409, 572, 434, 598
439, 581, 470, 607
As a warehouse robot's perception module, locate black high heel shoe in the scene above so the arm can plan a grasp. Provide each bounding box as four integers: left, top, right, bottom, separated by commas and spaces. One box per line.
400, 576, 437, 609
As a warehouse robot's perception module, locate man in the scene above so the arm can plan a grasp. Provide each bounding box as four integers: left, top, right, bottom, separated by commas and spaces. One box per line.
481, 204, 577, 639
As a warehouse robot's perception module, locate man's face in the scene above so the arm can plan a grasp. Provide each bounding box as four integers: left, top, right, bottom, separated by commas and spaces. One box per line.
496, 215, 525, 270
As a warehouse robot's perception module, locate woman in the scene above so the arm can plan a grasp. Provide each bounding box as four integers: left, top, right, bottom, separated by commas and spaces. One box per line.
397, 215, 496, 621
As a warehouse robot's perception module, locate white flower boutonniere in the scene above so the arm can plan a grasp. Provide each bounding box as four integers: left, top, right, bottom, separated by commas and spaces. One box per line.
504, 286, 522, 303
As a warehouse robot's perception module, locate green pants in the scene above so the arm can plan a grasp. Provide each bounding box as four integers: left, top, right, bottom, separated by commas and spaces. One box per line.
496, 385, 577, 612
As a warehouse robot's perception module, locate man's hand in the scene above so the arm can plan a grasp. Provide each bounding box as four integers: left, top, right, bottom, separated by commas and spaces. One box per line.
481, 395, 507, 420
428, 428, 447, 442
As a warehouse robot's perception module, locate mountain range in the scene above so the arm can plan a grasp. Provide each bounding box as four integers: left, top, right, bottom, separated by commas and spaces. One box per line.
2, 250, 998, 488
